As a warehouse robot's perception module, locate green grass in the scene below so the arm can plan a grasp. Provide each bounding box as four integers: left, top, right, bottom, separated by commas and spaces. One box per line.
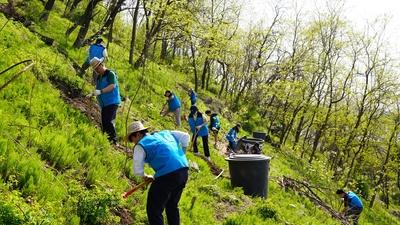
0, 1, 399, 225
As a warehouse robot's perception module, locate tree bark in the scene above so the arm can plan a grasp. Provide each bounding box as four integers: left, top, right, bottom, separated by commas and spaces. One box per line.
160, 33, 168, 61
190, 41, 199, 92
40, 0, 56, 21
72, 0, 102, 48
129, 0, 140, 65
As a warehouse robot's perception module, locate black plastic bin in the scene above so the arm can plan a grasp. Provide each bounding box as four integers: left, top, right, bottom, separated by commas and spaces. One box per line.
253, 132, 267, 140
237, 138, 264, 154
226, 154, 271, 198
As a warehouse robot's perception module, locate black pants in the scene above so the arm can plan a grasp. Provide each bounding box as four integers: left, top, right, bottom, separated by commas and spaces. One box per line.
346, 207, 362, 225
147, 168, 188, 225
101, 104, 118, 144
193, 134, 210, 157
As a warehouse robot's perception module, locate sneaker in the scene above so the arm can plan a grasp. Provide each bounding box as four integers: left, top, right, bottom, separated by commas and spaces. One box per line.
206, 157, 211, 162
194, 152, 200, 156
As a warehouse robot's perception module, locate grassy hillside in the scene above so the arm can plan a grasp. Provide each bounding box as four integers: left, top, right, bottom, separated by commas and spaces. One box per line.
0, 1, 399, 225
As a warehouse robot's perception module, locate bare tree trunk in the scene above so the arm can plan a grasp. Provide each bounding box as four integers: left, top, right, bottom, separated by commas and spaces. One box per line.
160, 33, 168, 61
129, 0, 140, 65
190, 41, 199, 91
64, 0, 82, 17
99, 0, 125, 37
201, 58, 209, 89
73, 0, 102, 48
134, 0, 173, 68
40, 0, 56, 21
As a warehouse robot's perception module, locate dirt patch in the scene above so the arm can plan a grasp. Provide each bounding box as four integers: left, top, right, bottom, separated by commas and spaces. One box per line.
215, 194, 253, 220
391, 210, 400, 219
112, 207, 134, 225
48, 75, 102, 127
194, 154, 224, 176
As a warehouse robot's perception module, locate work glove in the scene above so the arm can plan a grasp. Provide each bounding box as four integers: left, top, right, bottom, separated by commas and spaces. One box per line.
86, 89, 101, 98
195, 125, 202, 130
143, 175, 154, 183
211, 127, 217, 131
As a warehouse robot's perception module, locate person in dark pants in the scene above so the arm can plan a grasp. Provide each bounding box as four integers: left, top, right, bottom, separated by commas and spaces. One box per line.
80, 36, 108, 82
86, 57, 121, 145
188, 106, 210, 161
127, 121, 190, 225
336, 189, 363, 225
205, 110, 221, 147
161, 90, 182, 127
226, 123, 241, 152
188, 88, 197, 106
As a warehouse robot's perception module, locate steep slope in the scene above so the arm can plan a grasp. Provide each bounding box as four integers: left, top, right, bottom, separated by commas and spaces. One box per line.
0, 1, 399, 225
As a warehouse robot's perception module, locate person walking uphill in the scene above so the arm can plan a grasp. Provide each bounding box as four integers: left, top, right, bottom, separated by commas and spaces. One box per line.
86, 57, 121, 145
80, 36, 108, 80
205, 110, 221, 147
127, 121, 190, 225
161, 90, 182, 127
188, 106, 210, 160
226, 123, 241, 152
188, 88, 197, 106
336, 189, 363, 225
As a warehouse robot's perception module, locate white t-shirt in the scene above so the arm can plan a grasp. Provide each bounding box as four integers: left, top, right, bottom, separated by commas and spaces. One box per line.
133, 130, 190, 176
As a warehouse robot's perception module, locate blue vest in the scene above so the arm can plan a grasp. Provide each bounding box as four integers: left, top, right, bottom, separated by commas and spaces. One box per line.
89, 44, 106, 60
138, 131, 189, 178
189, 91, 197, 105
347, 191, 363, 209
188, 115, 208, 137
226, 127, 237, 143
96, 70, 121, 108
168, 94, 181, 112
210, 114, 220, 129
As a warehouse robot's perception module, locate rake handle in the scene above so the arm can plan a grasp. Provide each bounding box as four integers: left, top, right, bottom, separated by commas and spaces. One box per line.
123, 180, 152, 199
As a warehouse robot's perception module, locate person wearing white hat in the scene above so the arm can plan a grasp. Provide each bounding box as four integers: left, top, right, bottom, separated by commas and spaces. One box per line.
87, 57, 121, 145
127, 121, 190, 225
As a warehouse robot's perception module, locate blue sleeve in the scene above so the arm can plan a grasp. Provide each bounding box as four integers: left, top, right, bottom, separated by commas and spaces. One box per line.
188, 118, 195, 133
226, 128, 235, 142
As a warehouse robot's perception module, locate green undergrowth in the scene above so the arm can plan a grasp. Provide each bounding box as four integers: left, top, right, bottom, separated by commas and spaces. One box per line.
0, 1, 399, 224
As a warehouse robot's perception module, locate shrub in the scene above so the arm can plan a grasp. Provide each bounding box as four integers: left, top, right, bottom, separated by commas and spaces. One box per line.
257, 206, 277, 220
0, 202, 23, 225
77, 190, 119, 225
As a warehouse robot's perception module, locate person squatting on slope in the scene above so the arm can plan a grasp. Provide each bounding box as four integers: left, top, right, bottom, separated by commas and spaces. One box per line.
205, 110, 221, 147
161, 90, 182, 127
226, 123, 241, 152
86, 57, 121, 145
188, 106, 210, 160
336, 189, 363, 225
127, 121, 190, 225
80, 36, 108, 83
188, 88, 197, 106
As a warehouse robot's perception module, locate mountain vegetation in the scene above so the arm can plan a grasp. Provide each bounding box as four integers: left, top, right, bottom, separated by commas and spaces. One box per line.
0, 0, 399, 224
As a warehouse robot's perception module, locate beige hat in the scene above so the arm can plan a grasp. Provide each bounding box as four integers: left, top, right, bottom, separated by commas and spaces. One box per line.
127, 121, 148, 138
89, 57, 104, 69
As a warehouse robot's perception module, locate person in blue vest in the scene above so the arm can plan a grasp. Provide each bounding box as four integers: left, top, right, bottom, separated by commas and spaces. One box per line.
86, 57, 121, 145
127, 121, 190, 225
205, 110, 221, 147
226, 123, 241, 152
336, 189, 363, 225
80, 36, 108, 82
188, 88, 197, 106
161, 90, 181, 127
188, 106, 210, 160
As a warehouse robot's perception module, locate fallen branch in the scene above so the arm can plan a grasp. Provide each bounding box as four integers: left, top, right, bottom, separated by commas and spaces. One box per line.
0, 60, 34, 92
278, 176, 350, 225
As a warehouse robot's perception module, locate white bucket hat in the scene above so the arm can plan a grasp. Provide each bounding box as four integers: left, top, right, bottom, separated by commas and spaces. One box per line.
89, 57, 104, 69
127, 121, 148, 139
